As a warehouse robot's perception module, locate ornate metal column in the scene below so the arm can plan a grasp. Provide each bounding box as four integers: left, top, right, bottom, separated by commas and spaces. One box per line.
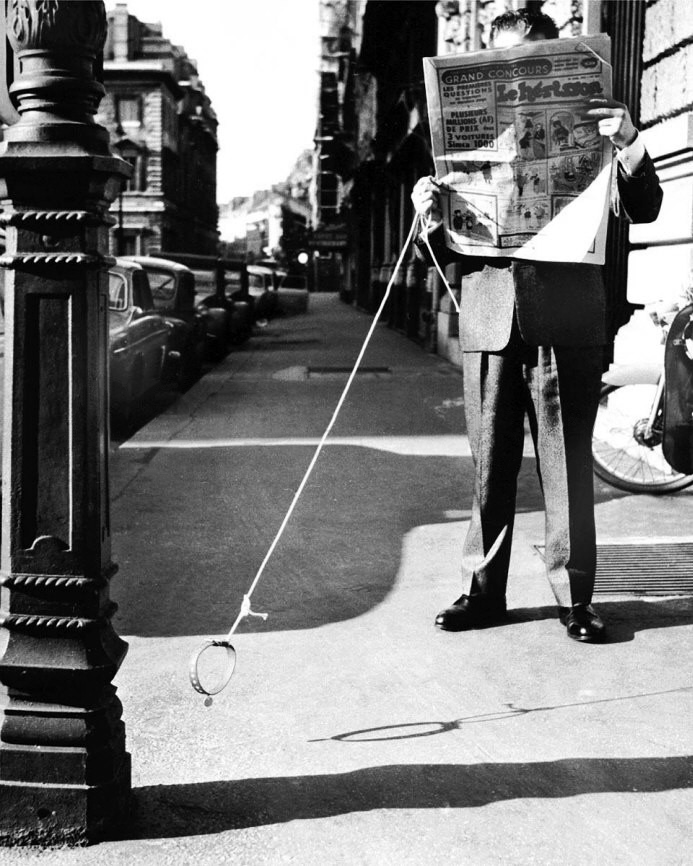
0, 1, 131, 845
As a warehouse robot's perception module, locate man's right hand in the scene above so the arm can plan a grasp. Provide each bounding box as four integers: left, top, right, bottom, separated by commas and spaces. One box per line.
412, 176, 442, 224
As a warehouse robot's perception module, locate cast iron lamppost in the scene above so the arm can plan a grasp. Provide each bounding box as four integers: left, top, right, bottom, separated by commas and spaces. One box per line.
0, 0, 131, 845
111, 137, 138, 256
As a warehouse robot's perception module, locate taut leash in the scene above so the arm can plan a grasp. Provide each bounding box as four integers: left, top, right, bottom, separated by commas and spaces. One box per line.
189, 214, 422, 702
421, 216, 461, 314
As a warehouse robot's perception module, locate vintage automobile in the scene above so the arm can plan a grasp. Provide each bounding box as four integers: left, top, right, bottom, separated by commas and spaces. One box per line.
139, 255, 252, 359
277, 271, 310, 315
124, 256, 206, 387
108, 259, 170, 425
223, 270, 254, 343
194, 266, 253, 357
247, 263, 280, 320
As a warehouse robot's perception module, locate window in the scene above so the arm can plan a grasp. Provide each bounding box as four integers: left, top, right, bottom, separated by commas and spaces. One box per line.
248, 274, 267, 291
120, 233, 137, 257
146, 270, 177, 308
116, 96, 141, 127
108, 273, 127, 311
225, 272, 242, 299
123, 153, 147, 193
132, 271, 154, 310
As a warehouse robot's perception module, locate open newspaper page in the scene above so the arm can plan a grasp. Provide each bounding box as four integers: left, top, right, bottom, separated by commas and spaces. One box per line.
423, 35, 612, 264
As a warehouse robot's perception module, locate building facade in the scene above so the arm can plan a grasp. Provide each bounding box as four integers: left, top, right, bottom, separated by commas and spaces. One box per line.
97, 3, 219, 256
313, 0, 693, 364
310, 1, 365, 294
628, 1, 693, 310
218, 149, 312, 265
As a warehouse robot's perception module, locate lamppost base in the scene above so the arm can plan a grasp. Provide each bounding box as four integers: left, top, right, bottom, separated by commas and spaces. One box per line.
0, 754, 131, 846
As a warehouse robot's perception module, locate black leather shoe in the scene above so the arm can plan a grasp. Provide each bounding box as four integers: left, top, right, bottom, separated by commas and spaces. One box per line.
435, 594, 508, 631
558, 604, 606, 643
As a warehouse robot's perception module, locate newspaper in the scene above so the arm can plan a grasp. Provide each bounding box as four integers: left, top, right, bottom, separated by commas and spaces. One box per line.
423, 35, 613, 264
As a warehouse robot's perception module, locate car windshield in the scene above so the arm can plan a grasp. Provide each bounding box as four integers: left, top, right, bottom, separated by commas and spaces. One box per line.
225, 272, 242, 298
146, 270, 176, 308
108, 272, 127, 311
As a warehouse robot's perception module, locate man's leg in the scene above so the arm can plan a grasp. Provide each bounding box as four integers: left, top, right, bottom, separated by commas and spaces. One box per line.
435, 347, 527, 630
527, 344, 605, 638
462, 349, 528, 596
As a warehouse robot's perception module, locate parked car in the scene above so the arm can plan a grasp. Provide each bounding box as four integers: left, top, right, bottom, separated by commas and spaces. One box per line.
247, 263, 280, 320
124, 256, 206, 388
221, 268, 254, 344
277, 271, 310, 315
108, 259, 170, 425
195, 267, 253, 356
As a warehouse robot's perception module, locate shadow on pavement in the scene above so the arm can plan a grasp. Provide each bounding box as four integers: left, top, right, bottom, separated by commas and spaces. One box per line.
309, 683, 693, 743
507, 598, 693, 644
129, 755, 693, 837
584, 597, 693, 643
109, 443, 685, 639
110, 385, 186, 445
110, 449, 481, 637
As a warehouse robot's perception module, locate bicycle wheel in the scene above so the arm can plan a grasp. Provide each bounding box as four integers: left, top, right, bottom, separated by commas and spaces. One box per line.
593, 383, 693, 494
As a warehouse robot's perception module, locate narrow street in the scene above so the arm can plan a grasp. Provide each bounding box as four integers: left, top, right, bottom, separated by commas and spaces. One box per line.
108, 296, 654, 640
111, 296, 514, 638
1, 296, 692, 863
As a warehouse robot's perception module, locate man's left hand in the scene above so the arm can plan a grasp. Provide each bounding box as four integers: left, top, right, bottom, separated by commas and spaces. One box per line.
585, 97, 638, 149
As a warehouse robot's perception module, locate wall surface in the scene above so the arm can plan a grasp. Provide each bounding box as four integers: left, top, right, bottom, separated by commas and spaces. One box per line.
629, 0, 693, 306
97, 3, 219, 255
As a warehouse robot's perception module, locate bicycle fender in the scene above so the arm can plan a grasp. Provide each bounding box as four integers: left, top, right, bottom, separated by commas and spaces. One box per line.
663, 303, 693, 474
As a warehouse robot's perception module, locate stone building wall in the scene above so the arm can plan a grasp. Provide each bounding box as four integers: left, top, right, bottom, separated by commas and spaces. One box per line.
98, 3, 218, 256
641, 0, 693, 126
142, 90, 164, 195
628, 0, 693, 307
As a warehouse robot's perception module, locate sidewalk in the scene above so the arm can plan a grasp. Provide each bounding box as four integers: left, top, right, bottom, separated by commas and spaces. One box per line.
4, 296, 693, 865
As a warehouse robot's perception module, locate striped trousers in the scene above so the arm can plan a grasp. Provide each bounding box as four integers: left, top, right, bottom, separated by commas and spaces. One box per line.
460, 327, 604, 608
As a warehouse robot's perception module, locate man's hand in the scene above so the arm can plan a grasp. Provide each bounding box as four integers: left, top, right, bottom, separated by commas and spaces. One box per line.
585, 97, 638, 150
411, 176, 442, 224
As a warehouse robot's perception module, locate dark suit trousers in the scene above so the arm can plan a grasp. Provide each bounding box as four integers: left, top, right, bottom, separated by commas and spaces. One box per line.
461, 325, 603, 607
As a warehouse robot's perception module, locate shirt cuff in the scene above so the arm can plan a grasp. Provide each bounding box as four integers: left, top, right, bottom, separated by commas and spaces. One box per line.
616, 131, 646, 175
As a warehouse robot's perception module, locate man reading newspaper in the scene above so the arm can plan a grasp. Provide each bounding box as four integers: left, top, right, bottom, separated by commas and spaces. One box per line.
412, 9, 662, 642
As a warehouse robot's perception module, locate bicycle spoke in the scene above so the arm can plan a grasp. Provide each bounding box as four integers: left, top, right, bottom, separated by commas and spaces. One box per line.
593, 382, 693, 492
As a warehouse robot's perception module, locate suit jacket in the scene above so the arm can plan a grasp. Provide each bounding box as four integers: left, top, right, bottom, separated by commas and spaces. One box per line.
418, 155, 663, 350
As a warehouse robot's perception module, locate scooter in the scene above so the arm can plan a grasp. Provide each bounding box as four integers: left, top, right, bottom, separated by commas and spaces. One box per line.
592, 302, 693, 494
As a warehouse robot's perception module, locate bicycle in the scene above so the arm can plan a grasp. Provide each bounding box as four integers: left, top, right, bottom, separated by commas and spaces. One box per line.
592, 303, 693, 494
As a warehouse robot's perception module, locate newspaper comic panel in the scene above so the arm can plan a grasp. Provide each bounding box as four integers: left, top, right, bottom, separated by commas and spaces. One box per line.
423, 35, 612, 264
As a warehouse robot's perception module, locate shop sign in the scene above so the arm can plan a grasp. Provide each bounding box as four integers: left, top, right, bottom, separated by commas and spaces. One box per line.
311, 225, 349, 250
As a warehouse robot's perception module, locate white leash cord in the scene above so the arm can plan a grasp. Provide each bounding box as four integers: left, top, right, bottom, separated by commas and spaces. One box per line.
422, 217, 461, 315
237, 214, 421, 623
189, 214, 421, 698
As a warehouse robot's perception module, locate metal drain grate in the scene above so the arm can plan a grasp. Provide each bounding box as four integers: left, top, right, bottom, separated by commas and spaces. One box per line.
307, 366, 392, 378
258, 338, 322, 348
534, 542, 693, 595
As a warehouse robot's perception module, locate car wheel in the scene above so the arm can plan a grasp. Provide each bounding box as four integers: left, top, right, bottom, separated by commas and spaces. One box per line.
229, 303, 253, 345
